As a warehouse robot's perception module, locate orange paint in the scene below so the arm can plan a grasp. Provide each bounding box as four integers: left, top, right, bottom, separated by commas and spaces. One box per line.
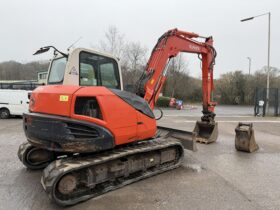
30, 85, 157, 146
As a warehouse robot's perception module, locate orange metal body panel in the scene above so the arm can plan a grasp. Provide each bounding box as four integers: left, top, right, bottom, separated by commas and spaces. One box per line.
71, 86, 156, 145
30, 85, 156, 146
30, 85, 81, 117
136, 111, 156, 140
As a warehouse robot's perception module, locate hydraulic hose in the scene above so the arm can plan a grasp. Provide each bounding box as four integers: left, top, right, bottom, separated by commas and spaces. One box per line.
154, 107, 163, 120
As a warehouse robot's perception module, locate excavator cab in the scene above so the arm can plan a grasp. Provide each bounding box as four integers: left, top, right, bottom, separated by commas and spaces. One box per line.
35, 46, 124, 90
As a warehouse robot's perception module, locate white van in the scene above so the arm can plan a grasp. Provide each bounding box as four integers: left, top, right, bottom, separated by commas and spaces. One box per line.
0, 89, 31, 119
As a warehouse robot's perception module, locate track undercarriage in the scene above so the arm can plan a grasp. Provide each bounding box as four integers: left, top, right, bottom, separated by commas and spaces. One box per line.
42, 139, 183, 206
18, 127, 195, 206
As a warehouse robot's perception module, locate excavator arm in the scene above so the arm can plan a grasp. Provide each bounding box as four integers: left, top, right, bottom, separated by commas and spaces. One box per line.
136, 28, 218, 143
136, 28, 217, 122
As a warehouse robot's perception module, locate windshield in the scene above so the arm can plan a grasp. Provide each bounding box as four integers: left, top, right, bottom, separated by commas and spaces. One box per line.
48, 57, 67, 84
79, 51, 120, 89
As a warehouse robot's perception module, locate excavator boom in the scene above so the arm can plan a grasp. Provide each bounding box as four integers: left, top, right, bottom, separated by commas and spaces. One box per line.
137, 29, 216, 112
136, 28, 218, 143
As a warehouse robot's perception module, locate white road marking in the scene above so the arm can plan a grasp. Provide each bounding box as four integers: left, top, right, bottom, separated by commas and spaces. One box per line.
175, 120, 280, 123
165, 115, 254, 117
217, 120, 280, 123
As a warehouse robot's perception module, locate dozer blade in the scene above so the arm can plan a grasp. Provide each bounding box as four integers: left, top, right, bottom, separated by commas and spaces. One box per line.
157, 126, 197, 151
235, 122, 259, 153
193, 121, 218, 144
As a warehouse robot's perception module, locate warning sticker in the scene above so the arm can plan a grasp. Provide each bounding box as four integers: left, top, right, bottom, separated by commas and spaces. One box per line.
59, 95, 69, 102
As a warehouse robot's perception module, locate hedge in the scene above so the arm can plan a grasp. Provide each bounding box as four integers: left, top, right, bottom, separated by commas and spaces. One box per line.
156, 96, 171, 107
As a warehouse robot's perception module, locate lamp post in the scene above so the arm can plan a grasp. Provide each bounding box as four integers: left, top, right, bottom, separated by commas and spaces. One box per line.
247, 57, 251, 75
241, 12, 271, 115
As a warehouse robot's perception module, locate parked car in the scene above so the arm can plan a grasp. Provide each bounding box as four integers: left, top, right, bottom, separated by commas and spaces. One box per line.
0, 89, 31, 119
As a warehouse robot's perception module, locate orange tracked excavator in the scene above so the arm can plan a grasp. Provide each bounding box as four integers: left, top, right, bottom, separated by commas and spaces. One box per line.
18, 28, 217, 206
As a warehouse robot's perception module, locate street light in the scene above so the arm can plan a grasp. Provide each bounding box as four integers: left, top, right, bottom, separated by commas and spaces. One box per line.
241, 12, 271, 115
247, 57, 251, 75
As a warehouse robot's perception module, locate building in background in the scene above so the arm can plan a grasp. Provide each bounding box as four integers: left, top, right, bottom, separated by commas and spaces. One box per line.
37, 71, 48, 84
0, 71, 47, 90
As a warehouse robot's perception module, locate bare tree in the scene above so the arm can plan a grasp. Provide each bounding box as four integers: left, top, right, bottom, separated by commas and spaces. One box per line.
124, 41, 148, 71
0, 61, 49, 81
121, 41, 148, 87
98, 26, 148, 89
99, 26, 125, 59
164, 53, 189, 98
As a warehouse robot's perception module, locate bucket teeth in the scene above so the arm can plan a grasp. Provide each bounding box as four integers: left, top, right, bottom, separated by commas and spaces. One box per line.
235, 123, 259, 153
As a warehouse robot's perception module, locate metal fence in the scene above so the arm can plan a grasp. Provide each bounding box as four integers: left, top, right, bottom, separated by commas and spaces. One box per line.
254, 87, 279, 116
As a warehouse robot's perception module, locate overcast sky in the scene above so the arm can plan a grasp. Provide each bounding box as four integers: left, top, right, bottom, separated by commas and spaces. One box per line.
0, 0, 279, 78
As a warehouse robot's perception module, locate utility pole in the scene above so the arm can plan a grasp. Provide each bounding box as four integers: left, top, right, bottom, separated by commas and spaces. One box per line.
247, 57, 251, 75
241, 12, 271, 116
266, 12, 271, 115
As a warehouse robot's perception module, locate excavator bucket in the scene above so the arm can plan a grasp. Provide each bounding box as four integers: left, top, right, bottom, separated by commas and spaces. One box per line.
193, 121, 218, 144
235, 123, 259, 153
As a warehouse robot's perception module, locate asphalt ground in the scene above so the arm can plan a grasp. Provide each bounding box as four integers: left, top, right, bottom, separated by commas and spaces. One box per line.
0, 106, 279, 210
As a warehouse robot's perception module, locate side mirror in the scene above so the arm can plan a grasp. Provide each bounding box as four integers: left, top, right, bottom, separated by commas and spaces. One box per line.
33, 47, 50, 55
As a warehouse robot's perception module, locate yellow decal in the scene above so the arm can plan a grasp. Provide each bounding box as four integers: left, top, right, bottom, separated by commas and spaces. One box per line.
150, 79, 155, 85
59, 95, 69, 102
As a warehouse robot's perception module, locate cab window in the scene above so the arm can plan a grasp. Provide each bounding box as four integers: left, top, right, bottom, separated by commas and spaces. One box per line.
80, 63, 97, 86
48, 57, 67, 84
79, 52, 120, 89
100, 63, 119, 88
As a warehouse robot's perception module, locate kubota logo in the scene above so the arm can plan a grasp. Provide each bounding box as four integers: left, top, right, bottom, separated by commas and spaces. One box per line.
189, 45, 200, 51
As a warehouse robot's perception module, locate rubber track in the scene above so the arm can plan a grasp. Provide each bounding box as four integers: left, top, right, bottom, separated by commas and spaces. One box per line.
17, 141, 31, 162
41, 138, 184, 206
18, 141, 58, 170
